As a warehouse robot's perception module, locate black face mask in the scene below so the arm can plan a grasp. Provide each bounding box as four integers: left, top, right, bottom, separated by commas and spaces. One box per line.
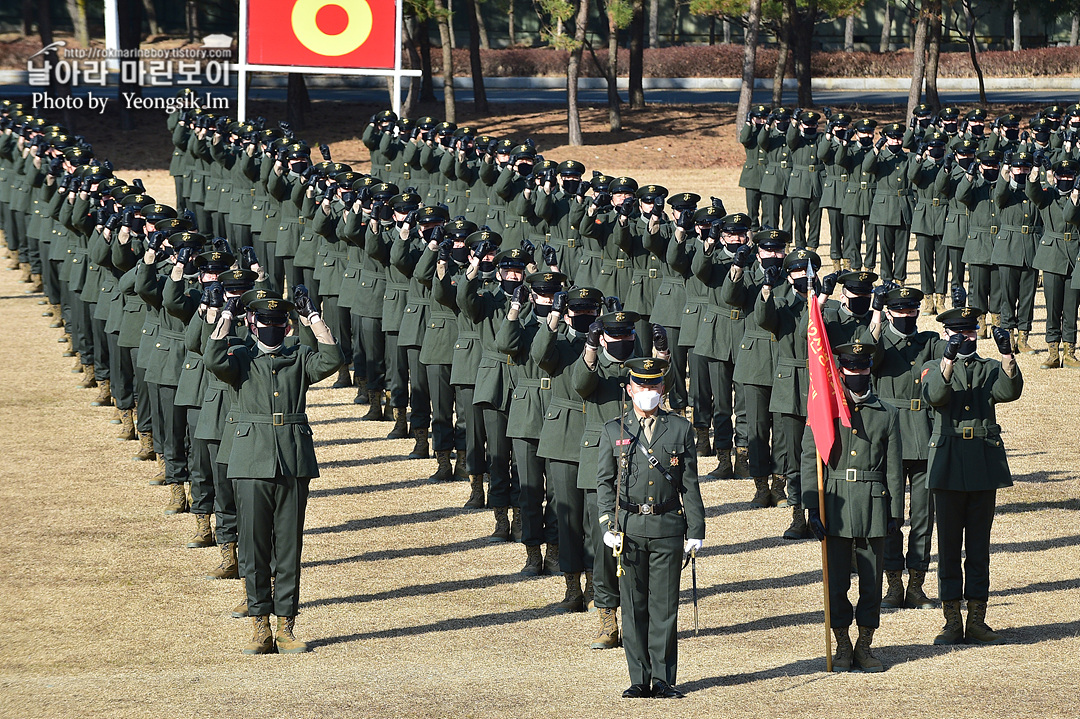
500, 278, 523, 295
290, 161, 309, 174
1035, 131, 1052, 144
858, 136, 874, 147
561, 178, 580, 195
958, 156, 975, 171
847, 296, 872, 315
255, 324, 287, 348
760, 256, 784, 270
982, 169, 999, 182
517, 163, 534, 176
776, 121, 790, 132
182, 261, 199, 278
1005, 128, 1019, 141
890, 315, 918, 335
533, 303, 552, 318
917, 118, 931, 129
451, 246, 469, 264
568, 314, 595, 332
943, 122, 958, 133
801, 128, 817, 139
479, 260, 495, 273
929, 146, 945, 159
791, 277, 809, 294
843, 373, 871, 395
1012, 173, 1027, 186
958, 338, 978, 356
421, 225, 442, 241
724, 242, 744, 255
969, 125, 984, 137
1058, 178, 1076, 192
605, 338, 635, 361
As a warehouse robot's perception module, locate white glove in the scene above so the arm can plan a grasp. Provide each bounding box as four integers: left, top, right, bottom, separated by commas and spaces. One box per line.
684, 538, 703, 555
603, 531, 623, 551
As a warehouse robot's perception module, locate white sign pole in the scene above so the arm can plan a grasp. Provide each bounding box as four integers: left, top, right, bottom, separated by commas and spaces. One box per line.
392, 0, 405, 116
103, 0, 120, 72
237, 0, 250, 121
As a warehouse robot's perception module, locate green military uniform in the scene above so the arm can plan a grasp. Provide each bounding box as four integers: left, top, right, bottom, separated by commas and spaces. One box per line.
991, 152, 1040, 350
837, 119, 878, 271
820, 113, 853, 270
785, 112, 834, 250
863, 123, 911, 284
757, 109, 793, 233
956, 152, 1004, 321
908, 132, 950, 310
738, 106, 770, 231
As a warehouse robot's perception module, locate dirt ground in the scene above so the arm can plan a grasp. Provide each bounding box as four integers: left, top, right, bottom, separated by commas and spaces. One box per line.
2, 106, 1080, 718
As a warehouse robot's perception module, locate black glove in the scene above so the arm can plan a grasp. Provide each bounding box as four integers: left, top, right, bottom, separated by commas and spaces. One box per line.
585, 320, 603, 349
428, 224, 444, 245
276, 148, 288, 163
887, 518, 901, 536
541, 243, 558, 267
603, 296, 623, 313
943, 332, 964, 361
1021, 130, 1029, 143
944, 153, 955, 171
240, 245, 259, 269
875, 136, 888, 151
615, 197, 635, 217
176, 245, 195, 266
223, 295, 245, 317
473, 239, 493, 261
592, 191, 611, 209
676, 209, 695, 232
651, 323, 668, 352
520, 238, 536, 256
807, 509, 827, 542
437, 237, 453, 263
318, 142, 331, 161
48, 155, 64, 176
733, 243, 755, 269
992, 326, 1013, 355
510, 283, 529, 307
104, 211, 123, 232
294, 286, 319, 318
951, 284, 967, 308
80, 177, 93, 193
651, 195, 666, 219
707, 220, 723, 243
871, 284, 889, 312
403, 209, 418, 228
203, 281, 224, 308
147, 230, 166, 252
575, 180, 591, 200
763, 265, 784, 288
213, 237, 231, 254
551, 291, 568, 314
820, 271, 839, 296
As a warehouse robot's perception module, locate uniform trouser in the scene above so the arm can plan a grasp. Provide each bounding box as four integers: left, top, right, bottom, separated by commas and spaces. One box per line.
426, 364, 455, 451
2, 207, 17, 250
997, 265, 1038, 332
174, 175, 185, 211
744, 384, 781, 477
153, 383, 190, 484
13, 211, 28, 261
843, 215, 875, 270
884, 459, 933, 572
280, 256, 303, 296
186, 407, 215, 515
700, 357, 747, 451
687, 351, 711, 431
620, 533, 683, 687
385, 332, 409, 408
745, 188, 763, 231
481, 407, 517, 508
825, 207, 844, 260
229, 222, 251, 248
22, 218, 40, 274
1043, 271, 1080, 343
584, 489, 619, 609
42, 247, 60, 304
790, 196, 821, 250
634, 317, 654, 357
192, 203, 211, 237
320, 298, 352, 367
91, 316, 110, 381
778, 413, 807, 505
877, 225, 908, 283
211, 210, 227, 239
206, 442, 237, 545
73, 297, 94, 364
513, 438, 558, 546
967, 263, 998, 316
549, 459, 590, 573
826, 535, 885, 629
234, 474, 310, 617
917, 234, 948, 295
358, 316, 386, 391
406, 348, 431, 431
933, 488, 996, 602
761, 192, 792, 234
348, 313, 366, 378
458, 386, 488, 475
665, 327, 688, 411
947, 247, 966, 289
130, 348, 153, 435
257, 239, 286, 294
107, 332, 134, 410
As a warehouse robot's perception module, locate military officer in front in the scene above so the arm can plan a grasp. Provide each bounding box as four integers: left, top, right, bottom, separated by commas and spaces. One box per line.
802, 341, 904, 672
922, 306, 1023, 646
597, 357, 705, 699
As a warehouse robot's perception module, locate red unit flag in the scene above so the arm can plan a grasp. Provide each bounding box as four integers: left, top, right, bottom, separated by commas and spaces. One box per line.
246, 0, 397, 69
806, 294, 852, 459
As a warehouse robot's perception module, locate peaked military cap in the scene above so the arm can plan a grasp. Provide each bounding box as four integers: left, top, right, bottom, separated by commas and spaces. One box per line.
1053, 159, 1079, 175
219, 268, 259, 290
885, 286, 923, 309
1042, 104, 1065, 119
667, 192, 701, 211
997, 113, 1021, 126
749, 104, 771, 117
783, 248, 821, 272
1010, 151, 1035, 168
415, 205, 450, 223
956, 139, 980, 154
926, 131, 948, 144
754, 229, 791, 250
170, 231, 207, 249
966, 108, 988, 121
635, 184, 668, 201
370, 182, 399, 200
557, 160, 586, 176
352, 175, 378, 191
374, 109, 397, 123
466, 228, 502, 247
772, 107, 792, 118
333, 171, 364, 186
433, 121, 456, 135
912, 103, 933, 117
939, 106, 961, 120
444, 219, 479, 239
883, 122, 906, 138
494, 248, 529, 268
854, 118, 878, 132
609, 177, 639, 195
142, 204, 177, 223
454, 126, 477, 138
837, 270, 877, 293
249, 295, 294, 320
977, 150, 1003, 165
194, 250, 236, 272
566, 286, 604, 308
1029, 117, 1052, 132
534, 160, 557, 174
153, 218, 194, 235
693, 206, 724, 224
494, 138, 515, 153
830, 111, 853, 126
416, 116, 438, 131
721, 213, 752, 233
510, 144, 537, 160
526, 271, 567, 294
119, 193, 155, 208
97, 177, 126, 195
625, 357, 669, 384
591, 172, 613, 192
598, 310, 641, 335
936, 306, 980, 330
835, 341, 876, 369
799, 111, 821, 124
390, 191, 423, 210
397, 118, 415, 134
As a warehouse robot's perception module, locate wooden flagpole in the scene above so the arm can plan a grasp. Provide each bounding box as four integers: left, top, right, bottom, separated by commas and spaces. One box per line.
818, 449, 832, 672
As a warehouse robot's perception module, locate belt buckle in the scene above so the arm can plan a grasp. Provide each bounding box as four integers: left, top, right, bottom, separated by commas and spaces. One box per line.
963, 427, 974, 439
273, 412, 284, 426
780, 161, 788, 169
1065, 232, 1074, 241
910, 399, 922, 411
846, 468, 858, 482
403, 171, 411, 180
385, 164, 392, 172
932, 198, 940, 206
567, 238, 576, 248
840, 174, 849, 181
648, 268, 658, 279
808, 164, 816, 172
1021, 225, 1030, 234
465, 189, 471, 198
640, 503, 654, 515
898, 190, 906, 196
990, 225, 999, 235
540, 377, 551, 390
506, 354, 515, 366
860, 181, 868, 189
616, 259, 626, 269
730, 309, 741, 320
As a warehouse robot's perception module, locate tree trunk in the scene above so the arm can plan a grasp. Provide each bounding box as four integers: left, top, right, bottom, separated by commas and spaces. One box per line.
772, 10, 791, 108
790, 0, 814, 108
648, 0, 659, 47
419, 18, 437, 102
447, 0, 456, 48
508, 2, 515, 45
1072, 12, 1079, 46
462, 0, 488, 113
961, 0, 986, 106
844, 14, 855, 52
879, 0, 891, 53
286, 73, 310, 130
567, 0, 591, 146
433, 0, 456, 122
1012, 8, 1020, 51
604, 1, 623, 131
65, 0, 90, 47
141, 0, 160, 36
22, 0, 33, 36
117, 0, 142, 131
709, 16, 715, 45
906, 1, 929, 119
402, 17, 423, 116
186, 0, 199, 43
925, 0, 941, 109
737, 0, 762, 141
475, 0, 490, 49
723, 17, 732, 44
629, 0, 645, 109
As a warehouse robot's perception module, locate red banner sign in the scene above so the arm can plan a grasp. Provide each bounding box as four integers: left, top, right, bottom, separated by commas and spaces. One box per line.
246, 0, 397, 69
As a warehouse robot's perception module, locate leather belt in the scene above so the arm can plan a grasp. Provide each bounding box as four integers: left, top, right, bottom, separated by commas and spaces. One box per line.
830, 469, 885, 483
936, 424, 1000, 439
625, 496, 681, 515
517, 377, 551, 390
234, 412, 309, 426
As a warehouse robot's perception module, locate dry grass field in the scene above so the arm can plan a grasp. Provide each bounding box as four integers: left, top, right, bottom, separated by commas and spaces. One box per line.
2, 116, 1080, 718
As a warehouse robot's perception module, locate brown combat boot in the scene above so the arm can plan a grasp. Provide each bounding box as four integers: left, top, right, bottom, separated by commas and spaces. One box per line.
71, 356, 83, 373
771, 475, 790, 507
521, 544, 544, 575
186, 514, 215, 548
231, 595, 249, 618
361, 390, 383, 420
242, 616, 275, 655
454, 452, 469, 479
905, 569, 935, 609
881, 570, 905, 609
91, 380, 113, 407
164, 483, 190, 515
206, 541, 239, 580
274, 616, 309, 654
19, 262, 31, 282
149, 456, 166, 485
382, 391, 393, 420
116, 410, 136, 441
832, 626, 853, 672
331, 366, 351, 388
353, 377, 368, 404
555, 572, 584, 613
841, 259, 852, 270
25, 274, 43, 293
964, 599, 1004, 645
77, 364, 97, 389
1016, 331, 1035, 355
386, 407, 409, 439
709, 449, 733, 478
749, 477, 772, 508
510, 507, 522, 542
832, 259, 842, 273
733, 446, 750, 478
583, 572, 595, 611
109, 407, 123, 425
488, 507, 511, 542
934, 599, 965, 645
853, 626, 884, 672
934, 294, 947, 314
49, 304, 64, 327
1063, 342, 1080, 368
464, 474, 485, 509
694, 427, 712, 456
783, 506, 811, 540
428, 450, 453, 481
921, 295, 935, 314
590, 607, 620, 649
543, 543, 560, 575
1041, 341, 1061, 369
408, 428, 430, 459
133, 432, 156, 461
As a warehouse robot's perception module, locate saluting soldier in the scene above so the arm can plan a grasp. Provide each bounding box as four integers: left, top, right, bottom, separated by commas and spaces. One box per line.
864, 122, 911, 286
837, 118, 879, 272
597, 357, 704, 699
909, 131, 950, 313
758, 107, 794, 234
738, 104, 770, 231
992, 152, 1040, 354
786, 109, 831, 251
819, 269, 877, 347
